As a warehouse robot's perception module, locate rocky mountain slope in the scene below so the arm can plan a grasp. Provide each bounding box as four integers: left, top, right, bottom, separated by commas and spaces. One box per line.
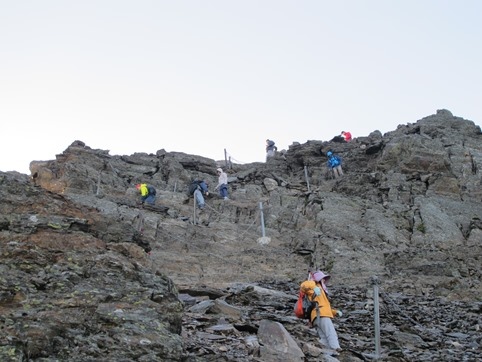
1, 109, 481, 361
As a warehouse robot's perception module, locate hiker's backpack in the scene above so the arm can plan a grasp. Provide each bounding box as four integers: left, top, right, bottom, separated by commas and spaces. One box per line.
294, 291, 316, 320
188, 181, 200, 196
329, 155, 341, 168
147, 185, 156, 196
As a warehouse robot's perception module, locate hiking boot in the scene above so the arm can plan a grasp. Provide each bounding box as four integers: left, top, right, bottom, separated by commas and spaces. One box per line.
320, 348, 339, 356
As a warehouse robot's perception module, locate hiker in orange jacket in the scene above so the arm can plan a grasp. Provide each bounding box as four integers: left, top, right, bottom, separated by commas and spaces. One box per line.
300, 271, 343, 352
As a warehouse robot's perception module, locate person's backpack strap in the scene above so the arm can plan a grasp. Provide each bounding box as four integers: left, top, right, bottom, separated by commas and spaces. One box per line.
313, 301, 321, 324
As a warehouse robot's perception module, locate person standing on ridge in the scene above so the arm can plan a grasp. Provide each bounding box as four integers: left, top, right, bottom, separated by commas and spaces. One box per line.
341, 131, 352, 142
326, 151, 344, 178
136, 183, 156, 205
215, 168, 229, 200
300, 271, 343, 354
266, 139, 277, 160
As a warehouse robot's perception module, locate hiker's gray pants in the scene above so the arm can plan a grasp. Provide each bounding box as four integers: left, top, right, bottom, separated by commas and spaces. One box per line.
315, 317, 340, 349
333, 165, 343, 178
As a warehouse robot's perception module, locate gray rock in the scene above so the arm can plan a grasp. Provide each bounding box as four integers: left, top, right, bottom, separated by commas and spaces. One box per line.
1, 109, 481, 361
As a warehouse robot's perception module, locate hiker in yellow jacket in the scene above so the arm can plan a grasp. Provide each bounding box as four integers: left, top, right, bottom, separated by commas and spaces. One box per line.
135, 183, 156, 205
300, 270, 343, 352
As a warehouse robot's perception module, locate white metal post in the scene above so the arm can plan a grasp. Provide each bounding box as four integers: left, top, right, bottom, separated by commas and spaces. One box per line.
259, 202, 266, 237
304, 165, 310, 191
372, 276, 381, 359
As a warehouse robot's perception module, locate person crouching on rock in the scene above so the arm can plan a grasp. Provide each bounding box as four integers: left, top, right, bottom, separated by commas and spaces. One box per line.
136, 183, 156, 205
341, 131, 352, 142
188, 179, 209, 210
300, 270, 343, 353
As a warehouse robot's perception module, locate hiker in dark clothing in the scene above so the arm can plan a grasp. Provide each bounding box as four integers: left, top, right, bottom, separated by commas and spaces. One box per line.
189, 179, 209, 209
330, 135, 346, 143
266, 139, 277, 160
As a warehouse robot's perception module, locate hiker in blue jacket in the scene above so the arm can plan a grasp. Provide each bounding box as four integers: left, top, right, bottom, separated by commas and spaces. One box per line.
326, 151, 344, 178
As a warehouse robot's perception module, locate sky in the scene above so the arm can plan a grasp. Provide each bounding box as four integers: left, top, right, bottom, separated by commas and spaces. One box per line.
1, 1, 481, 174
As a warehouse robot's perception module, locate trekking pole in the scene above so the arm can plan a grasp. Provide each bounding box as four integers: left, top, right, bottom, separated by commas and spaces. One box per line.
259, 202, 266, 237
372, 276, 381, 359
304, 165, 310, 192
193, 195, 197, 225
136, 210, 145, 235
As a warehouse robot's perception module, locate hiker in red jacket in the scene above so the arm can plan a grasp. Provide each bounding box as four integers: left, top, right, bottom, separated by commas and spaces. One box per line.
341, 131, 352, 142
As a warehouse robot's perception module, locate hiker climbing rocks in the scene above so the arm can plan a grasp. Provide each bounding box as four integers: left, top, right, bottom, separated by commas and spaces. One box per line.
188, 179, 209, 209
300, 271, 343, 354
215, 168, 229, 200
341, 131, 352, 142
136, 183, 156, 205
265, 139, 277, 160
327, 151, 343, 178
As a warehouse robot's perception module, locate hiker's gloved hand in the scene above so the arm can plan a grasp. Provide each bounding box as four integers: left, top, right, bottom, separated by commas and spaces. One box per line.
313, 287, 321, 296
336, 310, 343, 317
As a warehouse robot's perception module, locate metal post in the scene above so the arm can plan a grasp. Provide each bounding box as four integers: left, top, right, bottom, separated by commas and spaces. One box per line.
372, 276, 381, 359
96, 173, 101, 195
193, 193, 197, 225
224, 148, 228, 168
304, 165, 310, 192
259, 202, 266, 237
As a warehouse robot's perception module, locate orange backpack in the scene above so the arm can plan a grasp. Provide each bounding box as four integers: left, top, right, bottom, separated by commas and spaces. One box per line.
294, 291, 315, 319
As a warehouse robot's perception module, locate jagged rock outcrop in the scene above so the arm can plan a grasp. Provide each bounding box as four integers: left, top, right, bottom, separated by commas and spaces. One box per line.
1, 109, 481, 361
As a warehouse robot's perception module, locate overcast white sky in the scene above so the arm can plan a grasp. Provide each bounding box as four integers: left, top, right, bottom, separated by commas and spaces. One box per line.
1, 1, 481, 174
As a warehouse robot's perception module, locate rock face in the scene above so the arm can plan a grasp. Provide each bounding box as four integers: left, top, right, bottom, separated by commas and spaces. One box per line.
1, 109, 481, 361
